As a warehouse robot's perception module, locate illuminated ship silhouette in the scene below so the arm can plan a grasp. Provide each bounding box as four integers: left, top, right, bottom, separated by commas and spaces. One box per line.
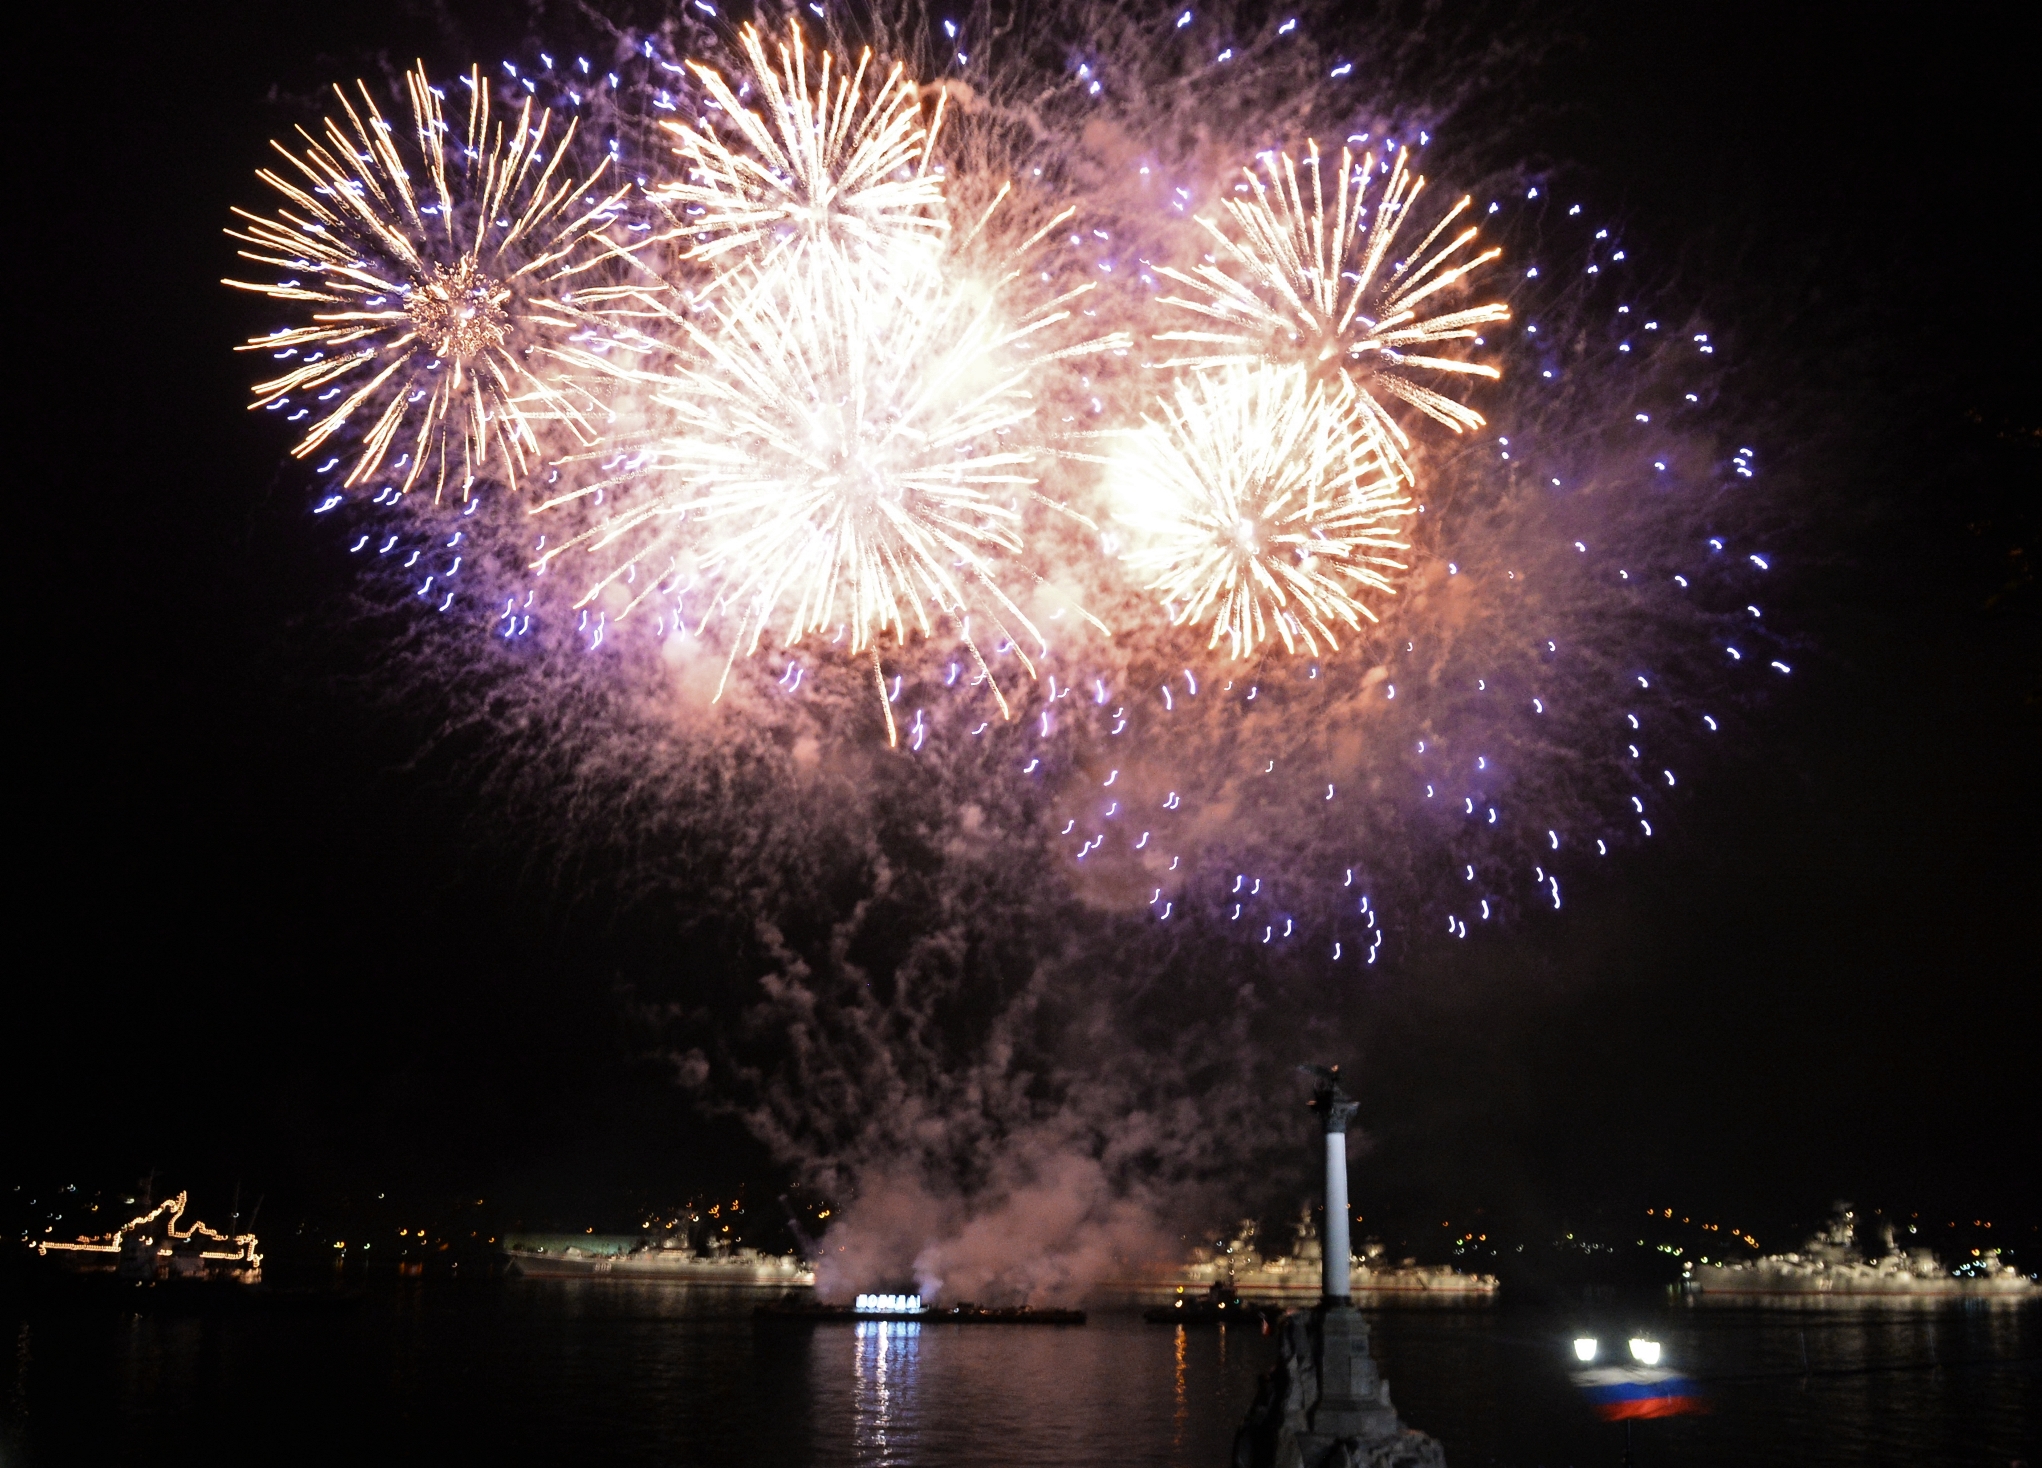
1684, 1203, 2039, 1300
1210, 1210, 1496, 1299
1113, 1208, 1499, 1305
35, 1192, 261, 1285
500, 1231, 814, 1286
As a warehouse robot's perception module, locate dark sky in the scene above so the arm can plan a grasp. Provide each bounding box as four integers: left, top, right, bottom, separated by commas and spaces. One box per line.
13, 0, 2035, 1237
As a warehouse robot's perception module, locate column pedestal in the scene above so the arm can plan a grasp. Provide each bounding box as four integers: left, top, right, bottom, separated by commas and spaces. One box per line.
1232, 1303, 1445, 1468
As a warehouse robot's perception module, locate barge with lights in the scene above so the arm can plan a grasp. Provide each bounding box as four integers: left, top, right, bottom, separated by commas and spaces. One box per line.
758, 1292, 1085, 1325
1143, 1279, 1281, 1325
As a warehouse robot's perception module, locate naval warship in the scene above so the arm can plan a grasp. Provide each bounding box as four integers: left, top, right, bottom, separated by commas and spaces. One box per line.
1684, 1203, 2038, 1300
1112, 1209, 1498, 1306
502, 1232, 814, 1285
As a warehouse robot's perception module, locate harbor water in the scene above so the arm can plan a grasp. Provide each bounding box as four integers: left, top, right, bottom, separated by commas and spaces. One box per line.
3, 1283, 2034, 1466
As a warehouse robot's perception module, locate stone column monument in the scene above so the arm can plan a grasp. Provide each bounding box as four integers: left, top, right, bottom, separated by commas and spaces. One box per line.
1314, 1070, 1358, 1303
1231, 1066, 1446, 1468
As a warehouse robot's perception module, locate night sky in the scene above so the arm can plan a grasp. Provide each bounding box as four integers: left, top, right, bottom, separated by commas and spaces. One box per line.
13, 0, 2035, 1248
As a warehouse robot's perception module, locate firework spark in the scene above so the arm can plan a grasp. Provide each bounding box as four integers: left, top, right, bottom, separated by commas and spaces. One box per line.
225, 63, 630, 498
1154, 142, 1509, 483
656, 21, 948, 275
1112, 366, 1412, 657
537, 223, 1123, 743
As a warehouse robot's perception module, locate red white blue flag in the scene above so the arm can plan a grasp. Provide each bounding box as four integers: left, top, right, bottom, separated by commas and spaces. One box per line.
1571, 1365, 1706, 1420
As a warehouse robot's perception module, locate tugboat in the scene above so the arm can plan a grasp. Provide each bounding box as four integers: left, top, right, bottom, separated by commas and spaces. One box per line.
1684, 1203, 2040, 1300
1144, 1278, 1281, 1326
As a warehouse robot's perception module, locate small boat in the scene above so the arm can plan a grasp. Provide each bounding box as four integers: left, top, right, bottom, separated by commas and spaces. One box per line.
1144, 1281, 1280, 1325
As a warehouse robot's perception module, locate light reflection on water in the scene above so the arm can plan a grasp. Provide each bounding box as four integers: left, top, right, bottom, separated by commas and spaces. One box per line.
1172, 1319, 1188, 1452
852, 1319, 921, 1463
1, 1284, 2033, 1466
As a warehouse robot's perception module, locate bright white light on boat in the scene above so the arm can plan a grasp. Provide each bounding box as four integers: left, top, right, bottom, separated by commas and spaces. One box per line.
1628, 1337, 1661, 1365
854, 1293, 925, 1313
1573, 1336, 1598, 1362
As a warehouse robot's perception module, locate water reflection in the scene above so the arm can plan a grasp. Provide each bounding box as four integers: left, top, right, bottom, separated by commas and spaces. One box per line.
3, 1283, 2030, 1467
1172, 1324, 1188, 1450
852, 1319, 921, 1463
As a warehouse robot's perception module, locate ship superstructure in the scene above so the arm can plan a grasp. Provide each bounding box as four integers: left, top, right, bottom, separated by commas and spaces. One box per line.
1190, 1212, 1499, 1300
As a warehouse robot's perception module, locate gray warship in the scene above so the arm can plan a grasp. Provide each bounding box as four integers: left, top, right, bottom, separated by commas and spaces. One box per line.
1684, 1203, 2038, 1300
502, 1232, 813, 1285
1184, 1211, 1498, 1302
1104, 1205, 1497, 1308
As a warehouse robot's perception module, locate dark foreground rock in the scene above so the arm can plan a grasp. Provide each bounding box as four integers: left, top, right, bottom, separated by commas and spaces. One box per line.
1233, 1302, 1446, 1468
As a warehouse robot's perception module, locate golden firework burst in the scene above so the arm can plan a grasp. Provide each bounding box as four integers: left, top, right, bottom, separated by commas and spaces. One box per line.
224, 63, 630, 498
1155, 142, 1508, 483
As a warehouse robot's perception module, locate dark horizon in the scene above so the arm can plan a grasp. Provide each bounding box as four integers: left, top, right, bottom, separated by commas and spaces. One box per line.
12, 0, 2035, 1269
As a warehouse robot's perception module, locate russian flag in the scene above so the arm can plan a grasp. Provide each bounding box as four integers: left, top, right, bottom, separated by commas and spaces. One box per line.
1571, 1366, 1705, 1420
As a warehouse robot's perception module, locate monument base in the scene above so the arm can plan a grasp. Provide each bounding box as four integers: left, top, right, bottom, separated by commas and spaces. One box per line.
1232, 1301, 1446, 1468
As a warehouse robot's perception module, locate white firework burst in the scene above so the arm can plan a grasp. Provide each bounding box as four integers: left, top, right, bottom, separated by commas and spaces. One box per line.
536, 228, 1122, 742
1112, 365, 1413, 657
655, 20, 949, 275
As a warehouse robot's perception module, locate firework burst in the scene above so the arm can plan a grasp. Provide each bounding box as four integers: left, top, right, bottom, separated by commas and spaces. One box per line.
1112, 366, 1412, 657
656, 20, 948, 275
224, 63, 630, 498
537, 222, 1124, 743
227, 9, 1787, 968
1154, 141, 1509, 483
